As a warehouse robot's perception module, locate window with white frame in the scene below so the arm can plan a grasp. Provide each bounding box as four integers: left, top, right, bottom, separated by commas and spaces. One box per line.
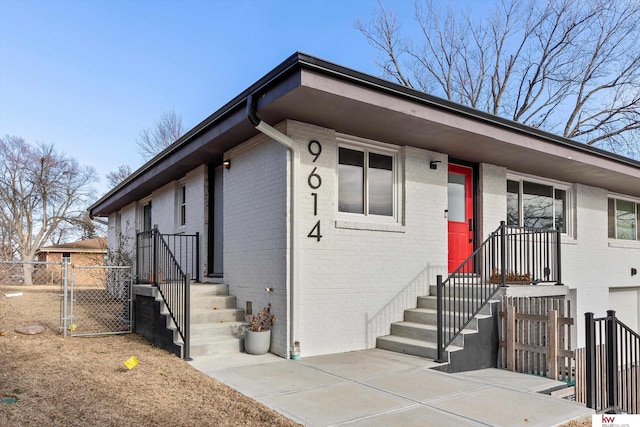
608, 196, 640, 240
178, 184, 186, 226
338, 141, 398, 219
507, 175, 570, 233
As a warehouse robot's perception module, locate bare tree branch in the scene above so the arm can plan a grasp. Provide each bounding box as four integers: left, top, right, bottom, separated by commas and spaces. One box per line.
354, 1, 413, 88
136, 110, 184, 161
356, 0, 640, 157
0, 136, 97, 282
106, 164, 133, 188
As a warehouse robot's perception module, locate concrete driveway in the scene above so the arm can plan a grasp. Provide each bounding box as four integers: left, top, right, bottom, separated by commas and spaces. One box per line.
189, 349, 592, 426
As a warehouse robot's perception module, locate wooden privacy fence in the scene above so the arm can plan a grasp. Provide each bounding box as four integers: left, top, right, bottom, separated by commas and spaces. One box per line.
499, 296, 574, 382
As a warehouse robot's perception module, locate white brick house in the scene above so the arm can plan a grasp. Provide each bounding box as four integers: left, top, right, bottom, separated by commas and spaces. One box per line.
90, 53, 640, 360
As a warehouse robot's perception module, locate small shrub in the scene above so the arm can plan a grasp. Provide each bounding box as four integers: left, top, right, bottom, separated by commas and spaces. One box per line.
246, 304, 275, 332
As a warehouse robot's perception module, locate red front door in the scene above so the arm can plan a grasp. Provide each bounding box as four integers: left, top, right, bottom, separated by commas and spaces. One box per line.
448, 164, 474, 273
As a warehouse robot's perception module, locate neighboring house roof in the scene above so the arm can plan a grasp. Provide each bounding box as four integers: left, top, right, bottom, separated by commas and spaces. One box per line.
38, 237, 107, 254
89, 52, 640, 217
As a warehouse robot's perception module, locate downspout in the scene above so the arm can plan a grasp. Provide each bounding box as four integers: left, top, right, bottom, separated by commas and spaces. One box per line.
246, 94, 299, 358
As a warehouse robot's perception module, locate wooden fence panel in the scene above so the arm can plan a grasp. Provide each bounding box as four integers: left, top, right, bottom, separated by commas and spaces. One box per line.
499, 296, 574, 382
575, 345, 639, 414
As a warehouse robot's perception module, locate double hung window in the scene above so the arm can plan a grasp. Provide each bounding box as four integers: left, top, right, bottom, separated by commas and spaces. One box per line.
608, 197, 640, 240
338, 143, 397, 219
179, 184, 186, 226
507, 176, 569, 233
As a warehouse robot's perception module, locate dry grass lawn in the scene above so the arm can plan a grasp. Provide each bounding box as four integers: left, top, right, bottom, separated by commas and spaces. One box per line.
0, 285, 299, 426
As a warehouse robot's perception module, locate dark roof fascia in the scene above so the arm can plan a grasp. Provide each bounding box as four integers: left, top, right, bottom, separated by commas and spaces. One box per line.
294, 53, 640, 170
89, 52, 306, 216
90, 52, 640, 216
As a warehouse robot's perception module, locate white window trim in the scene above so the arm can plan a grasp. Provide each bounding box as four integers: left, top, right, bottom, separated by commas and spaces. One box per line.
607, 192, 640, 243
506, 171, 574, 238
176, 181, 187, 229
138, 196, 152, 232
335, 135, 403, 225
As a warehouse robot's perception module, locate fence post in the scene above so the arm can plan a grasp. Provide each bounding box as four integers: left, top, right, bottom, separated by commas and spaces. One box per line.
585, 312, 596, 409
153, 225, 159, 285
606, 310, 618, 411
62, 259, 69, 337
436, 274, 444, 363
500, 221, 507, 287
555, 229, 563, 285
548, 309, 558, 380
506, 305, 516, 371
184, 274, 191, 361
195, 232, 200, 282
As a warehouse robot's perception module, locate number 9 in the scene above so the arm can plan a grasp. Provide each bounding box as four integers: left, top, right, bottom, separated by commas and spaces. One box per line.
308, 140, 322, 162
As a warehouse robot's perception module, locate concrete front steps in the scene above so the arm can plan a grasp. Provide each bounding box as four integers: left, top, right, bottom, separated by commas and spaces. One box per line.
186, 283, 247, 358
377, 284, 500, 372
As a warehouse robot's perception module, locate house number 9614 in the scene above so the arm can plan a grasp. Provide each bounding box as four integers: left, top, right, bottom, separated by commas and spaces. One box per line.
307, 140, 323, 242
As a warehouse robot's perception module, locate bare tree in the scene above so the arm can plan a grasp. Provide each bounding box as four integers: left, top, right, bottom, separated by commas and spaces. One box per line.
0, 136, 96, 284
356, 0, 640, 157
106, 164, 133, 187
136, 110, 184, 161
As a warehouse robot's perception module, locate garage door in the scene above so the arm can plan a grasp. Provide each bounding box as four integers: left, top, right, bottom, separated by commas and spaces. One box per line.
609, 287, 640, 333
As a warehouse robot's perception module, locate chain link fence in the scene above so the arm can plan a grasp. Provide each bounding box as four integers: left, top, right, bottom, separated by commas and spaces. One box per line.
0, 260, 132, 336
0, 260, 64, 286
66, 265, 132, 336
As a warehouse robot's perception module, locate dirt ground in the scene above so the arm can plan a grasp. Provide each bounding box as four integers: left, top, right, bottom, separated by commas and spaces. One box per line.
0, 285, 299, 427
0, 285, 592, 427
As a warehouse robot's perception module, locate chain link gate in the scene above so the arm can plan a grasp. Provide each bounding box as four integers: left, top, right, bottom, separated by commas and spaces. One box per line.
61, 263, 133, 336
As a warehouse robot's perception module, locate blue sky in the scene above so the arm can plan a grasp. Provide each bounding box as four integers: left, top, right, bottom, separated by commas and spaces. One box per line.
0, 0, 483, 196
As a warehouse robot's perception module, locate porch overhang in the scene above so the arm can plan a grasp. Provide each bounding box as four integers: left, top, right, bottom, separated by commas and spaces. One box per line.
89, 52, 640, 217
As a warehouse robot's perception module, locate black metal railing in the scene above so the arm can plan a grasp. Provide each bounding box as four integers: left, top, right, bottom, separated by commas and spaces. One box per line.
136, 226, 200, 283
155, 235, 191, 360
436, 221, 562, 362
136, 226, 196, 361
585, 310, 639, 414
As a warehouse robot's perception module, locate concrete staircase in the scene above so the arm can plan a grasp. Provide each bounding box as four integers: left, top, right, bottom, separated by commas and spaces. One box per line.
151, 282, 247, 358
186, 283, 247, 357
376, 284, 500, 369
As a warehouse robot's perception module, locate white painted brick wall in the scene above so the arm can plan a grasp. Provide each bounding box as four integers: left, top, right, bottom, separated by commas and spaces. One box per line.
104, 120, 640, 358
479, 163, 507, 240
286, 120, 448, 356
561, 184, 640, 344
474, 169, 640, 345
223, 132, 289, 357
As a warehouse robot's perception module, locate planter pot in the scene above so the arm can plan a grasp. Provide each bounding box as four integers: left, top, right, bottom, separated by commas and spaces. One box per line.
244, 329, 271, 355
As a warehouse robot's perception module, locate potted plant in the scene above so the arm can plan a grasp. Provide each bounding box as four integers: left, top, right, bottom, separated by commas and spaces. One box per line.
244, 304, 276, 355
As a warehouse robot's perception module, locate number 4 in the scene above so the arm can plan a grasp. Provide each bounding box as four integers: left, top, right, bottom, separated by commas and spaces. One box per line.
307, 220, 322, 242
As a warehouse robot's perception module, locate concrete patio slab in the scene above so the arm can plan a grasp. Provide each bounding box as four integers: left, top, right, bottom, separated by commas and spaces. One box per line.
259, 380, 414, 426
298, 348, 438, 381
188, 351, 281, 372
453, 368, 568, 393
190, 349, 593, 427
362, 368, 485, 402
201, 359, 344, 398
430, 385, 591, 427
342, 404, 489, 427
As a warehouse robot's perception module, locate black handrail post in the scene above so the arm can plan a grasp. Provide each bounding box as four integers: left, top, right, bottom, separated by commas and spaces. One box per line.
436, 274, 444, 363
195, 232, 200, 282
585, 312, 597, 409
606, 310, 618, 411
135, 231, 140, 282
555, 229, 563, 285
499, 221, 507, 287
184, 273, 191, 361
152, 225, 159, 285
